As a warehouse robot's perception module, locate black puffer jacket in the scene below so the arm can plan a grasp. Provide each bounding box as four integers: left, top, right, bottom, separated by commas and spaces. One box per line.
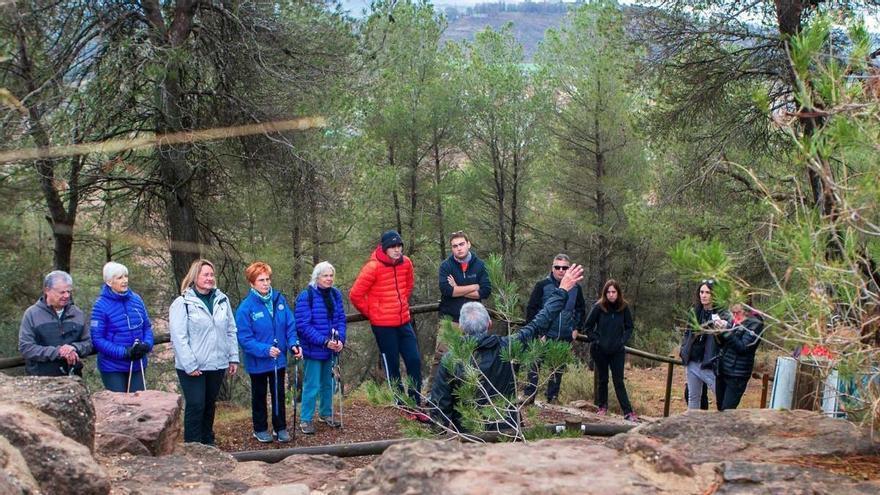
429, 287, 568, 431
718, 315, 764, 378
584, 302, 633, 354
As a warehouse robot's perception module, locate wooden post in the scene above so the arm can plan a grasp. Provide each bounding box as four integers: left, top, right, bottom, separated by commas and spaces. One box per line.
760, 373, 770, 408
663, 362, 674, 417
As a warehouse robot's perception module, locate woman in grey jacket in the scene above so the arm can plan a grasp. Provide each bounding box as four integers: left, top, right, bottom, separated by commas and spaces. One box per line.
169, 259, 240, 444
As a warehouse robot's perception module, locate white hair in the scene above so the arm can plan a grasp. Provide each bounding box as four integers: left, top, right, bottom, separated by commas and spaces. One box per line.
102, 261, 128, 283
309, 261, 336, 287
44, 270, 73, 289
459, 302, 491, 336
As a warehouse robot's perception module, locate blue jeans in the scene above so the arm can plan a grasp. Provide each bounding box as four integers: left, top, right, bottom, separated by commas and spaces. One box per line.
301, 358, 334, 422
101, 370, 145, 393
373, 323, 422, 404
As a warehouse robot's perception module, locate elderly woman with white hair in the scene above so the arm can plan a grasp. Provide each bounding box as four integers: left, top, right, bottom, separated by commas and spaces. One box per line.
90, 261, 154, 392
294, 261, 347, 434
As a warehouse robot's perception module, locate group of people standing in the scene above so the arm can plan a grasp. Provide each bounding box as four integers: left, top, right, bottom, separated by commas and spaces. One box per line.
17, 228, 765, 445
680, 279, 766, 411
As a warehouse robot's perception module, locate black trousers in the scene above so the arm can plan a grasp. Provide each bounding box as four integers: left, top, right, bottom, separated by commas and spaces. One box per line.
716, 374, 749, 411
177, 369, 226, 444
525, 360, 565, 402
250, 369, 287, 433
593, 349, 633, 415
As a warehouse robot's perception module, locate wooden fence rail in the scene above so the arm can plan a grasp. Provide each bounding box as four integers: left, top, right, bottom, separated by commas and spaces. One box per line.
0, 301, 773, 414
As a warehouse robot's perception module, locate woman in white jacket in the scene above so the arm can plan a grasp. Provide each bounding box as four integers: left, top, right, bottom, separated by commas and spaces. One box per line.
169, 259, 240, 445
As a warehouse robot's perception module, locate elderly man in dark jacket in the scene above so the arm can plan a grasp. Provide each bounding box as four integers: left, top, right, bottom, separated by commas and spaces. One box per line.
19, 270, 92, 376
716, 303, 764, 410
429, 265, 584, 432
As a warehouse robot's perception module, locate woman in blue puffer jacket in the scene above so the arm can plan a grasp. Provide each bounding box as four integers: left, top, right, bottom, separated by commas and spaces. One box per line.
235, 261, 301, 444
91, 262, 154, 392
294, 261, 346, 435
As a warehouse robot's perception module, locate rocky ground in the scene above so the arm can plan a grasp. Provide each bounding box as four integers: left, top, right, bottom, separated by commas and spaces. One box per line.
3, 370, 880, 494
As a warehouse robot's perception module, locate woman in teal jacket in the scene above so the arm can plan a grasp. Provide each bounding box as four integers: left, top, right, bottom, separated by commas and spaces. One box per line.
235, 261, 301, 443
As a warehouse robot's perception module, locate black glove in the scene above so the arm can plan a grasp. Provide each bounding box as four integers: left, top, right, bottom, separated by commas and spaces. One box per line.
128, 342, 150, 360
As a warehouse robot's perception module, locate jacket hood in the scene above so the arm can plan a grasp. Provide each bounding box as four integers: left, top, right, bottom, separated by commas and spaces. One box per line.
372, 245, 404, 266
471, 332, 501, 351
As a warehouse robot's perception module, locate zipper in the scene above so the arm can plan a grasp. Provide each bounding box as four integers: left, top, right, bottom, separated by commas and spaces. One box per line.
392, 264, 404, 324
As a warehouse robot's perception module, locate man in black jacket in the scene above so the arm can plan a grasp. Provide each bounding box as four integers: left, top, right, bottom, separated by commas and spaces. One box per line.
523, 254, 586, 403
429, 265, 584, 432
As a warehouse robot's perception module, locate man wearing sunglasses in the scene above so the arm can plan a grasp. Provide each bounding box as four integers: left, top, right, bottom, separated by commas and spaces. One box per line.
523, 254, 586, 404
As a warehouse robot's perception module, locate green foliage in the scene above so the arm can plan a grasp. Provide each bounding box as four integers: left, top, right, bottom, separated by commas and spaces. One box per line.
485, 253, 521, 320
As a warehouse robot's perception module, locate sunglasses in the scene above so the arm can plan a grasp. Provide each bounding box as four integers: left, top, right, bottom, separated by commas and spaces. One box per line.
701, 278, 716, 285
553, 265, 570, 271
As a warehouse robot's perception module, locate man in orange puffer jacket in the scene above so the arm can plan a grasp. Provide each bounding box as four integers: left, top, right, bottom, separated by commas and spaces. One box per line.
350, 230, 424, 411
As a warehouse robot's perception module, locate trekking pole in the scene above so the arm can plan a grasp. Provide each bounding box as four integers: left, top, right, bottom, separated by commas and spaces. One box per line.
381, 352, 392, 389
140, 354, 147, 390
331, 329, 343, 430
293, 353, 299, 433
127, 339, 139, 393
272, 338, 280, 425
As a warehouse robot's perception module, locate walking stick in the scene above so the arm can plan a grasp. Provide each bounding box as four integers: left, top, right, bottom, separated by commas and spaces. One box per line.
331, 329, 343, 430
272, 338, 279, 425
293, 354, 299, 432
139, 354, 147, 390
381, 352, 392, 388
127, 339, 140, 393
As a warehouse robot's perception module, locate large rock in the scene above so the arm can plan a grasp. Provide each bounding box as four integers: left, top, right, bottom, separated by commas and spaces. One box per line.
345, 439, 672, 495
102, 443, 359, 494
345, 409, 880, 494
606, 408, 880, 464
0, 435, 40, 495
0, 373, 94, 450
0, 402, 110, 495
93, 390, 182, 456
715, 460, 880, 494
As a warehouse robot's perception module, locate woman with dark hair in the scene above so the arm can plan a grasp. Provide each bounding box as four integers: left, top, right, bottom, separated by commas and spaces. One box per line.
583, 279, 637, 421
679, 279, 730, 410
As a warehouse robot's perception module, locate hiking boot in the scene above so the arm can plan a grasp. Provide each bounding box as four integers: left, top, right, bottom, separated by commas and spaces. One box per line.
253, 430, 273, 443
624, 412, 639, 423
299, 421, 316, 435
319, 416, 341, 428
596, 406, 608, 416
275, 429, 291, 443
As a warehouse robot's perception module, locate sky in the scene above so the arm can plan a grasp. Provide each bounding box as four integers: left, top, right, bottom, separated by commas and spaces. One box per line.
336, 0, 879, 30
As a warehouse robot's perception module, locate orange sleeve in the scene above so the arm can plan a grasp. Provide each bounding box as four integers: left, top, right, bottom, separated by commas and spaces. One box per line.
349, 261, 375, 317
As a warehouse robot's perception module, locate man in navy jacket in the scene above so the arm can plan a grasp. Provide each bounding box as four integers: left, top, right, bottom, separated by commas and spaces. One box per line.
429, 231, 492, 388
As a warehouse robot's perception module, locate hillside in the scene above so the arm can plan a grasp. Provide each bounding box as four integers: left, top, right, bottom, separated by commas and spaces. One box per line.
442, 11, 568, 59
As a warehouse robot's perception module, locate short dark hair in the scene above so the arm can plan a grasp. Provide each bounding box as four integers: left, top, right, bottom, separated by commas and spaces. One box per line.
448, 231, 469, 243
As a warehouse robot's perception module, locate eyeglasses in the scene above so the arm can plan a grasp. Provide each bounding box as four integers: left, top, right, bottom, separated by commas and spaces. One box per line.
553, 265, 570, 271
701, 278, 716, 285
